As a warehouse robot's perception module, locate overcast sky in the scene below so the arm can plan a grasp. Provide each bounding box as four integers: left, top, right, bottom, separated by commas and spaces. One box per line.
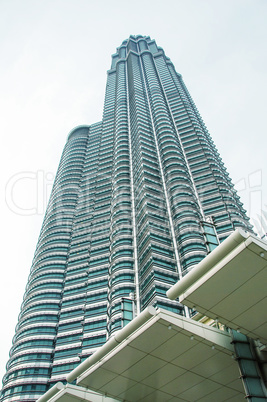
1, 0, 266, 381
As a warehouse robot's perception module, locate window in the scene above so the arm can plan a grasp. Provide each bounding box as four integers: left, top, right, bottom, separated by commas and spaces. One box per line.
83, 335, 106, 348
202, 222, 219, 253
122, 298, 133, 326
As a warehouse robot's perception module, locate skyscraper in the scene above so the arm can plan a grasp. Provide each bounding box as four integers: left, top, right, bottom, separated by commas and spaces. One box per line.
1, 35, 252, 402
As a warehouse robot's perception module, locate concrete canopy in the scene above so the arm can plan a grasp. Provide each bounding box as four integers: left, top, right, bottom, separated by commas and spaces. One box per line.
61, 307, 244, 402
37, 382, 119, 402
167, 229, 267, 345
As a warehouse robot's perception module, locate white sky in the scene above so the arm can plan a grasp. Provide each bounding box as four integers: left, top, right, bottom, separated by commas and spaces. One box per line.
0, 0, 266, 381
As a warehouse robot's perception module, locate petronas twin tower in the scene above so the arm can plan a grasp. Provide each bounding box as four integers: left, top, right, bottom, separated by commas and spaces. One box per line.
1, 35, 252, 401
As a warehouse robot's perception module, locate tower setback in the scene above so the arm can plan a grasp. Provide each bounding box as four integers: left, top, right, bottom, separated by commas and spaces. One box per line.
1, 35, 252, 402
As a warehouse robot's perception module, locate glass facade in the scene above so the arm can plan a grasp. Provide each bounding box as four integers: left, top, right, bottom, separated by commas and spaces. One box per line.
1, 35, 252, 401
